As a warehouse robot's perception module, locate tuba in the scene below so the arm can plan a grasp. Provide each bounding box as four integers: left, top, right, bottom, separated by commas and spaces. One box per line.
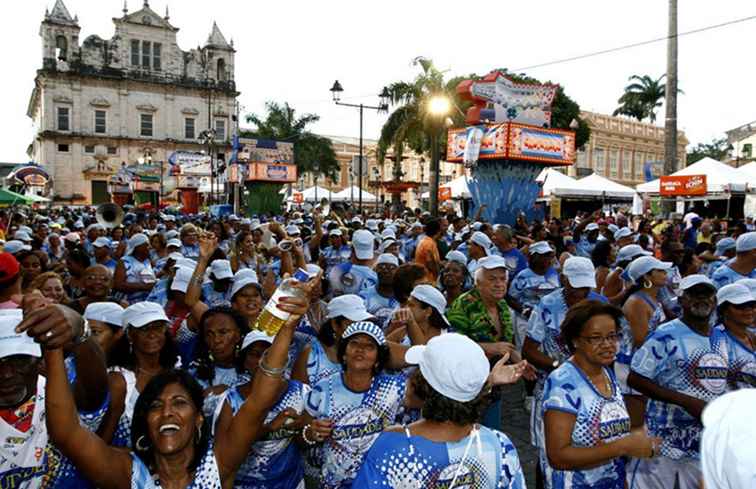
96, 203, 124, 229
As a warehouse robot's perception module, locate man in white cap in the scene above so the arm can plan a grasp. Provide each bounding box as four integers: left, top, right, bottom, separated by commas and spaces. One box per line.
575, 220, 600, 258
201, 259, 234, 307
711, 231, 756, 289
328, 229, 378, 297
92, 237, 117, 273
359, 253, 400, 329
628, 275, 728, 489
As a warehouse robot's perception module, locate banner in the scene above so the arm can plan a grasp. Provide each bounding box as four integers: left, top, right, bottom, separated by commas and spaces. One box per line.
175, 175, 200, 189
168, 152, 211, 174
439, 187, 452, 201
246, 163, 297, 183
659, 175, 707, 196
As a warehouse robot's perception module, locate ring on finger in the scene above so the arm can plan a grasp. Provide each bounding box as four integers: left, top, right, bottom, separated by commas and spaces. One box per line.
45, 331, 54, 339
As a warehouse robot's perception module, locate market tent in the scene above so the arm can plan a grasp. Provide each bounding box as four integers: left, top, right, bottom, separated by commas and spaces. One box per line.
574, 173, 637, 199
331, 186, 378, 202
0, 188, 34, 205
420, 175, 472, 199
286, 186, 332, 202
535, 168, 581, 198
636, 157, 749, 194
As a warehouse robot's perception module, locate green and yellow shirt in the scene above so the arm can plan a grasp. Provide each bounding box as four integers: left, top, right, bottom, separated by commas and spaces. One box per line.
447, 288, 513, 344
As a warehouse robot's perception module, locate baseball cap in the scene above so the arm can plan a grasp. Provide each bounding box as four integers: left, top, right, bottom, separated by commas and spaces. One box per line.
351, 216, 363, 225
2, 241, 31, 255
410, 285, 450, 326
613, 227, 634, 241
586, 223, 600, 232
122, 302, 170, 329
230, 269, 261, 299
0, 310, 41, 359
175, 257, 197, 270
170, 266, 194, 293
679, 274, 716, 293
92, 237, 111, 248
529, 241, 554, 255
375, 253, 399, 267
735, 231, 756, 253
615, 244, 652, 264
716, 283, 754, 306
736, 278, 756, 297
607, 224, 619, 235
562, 257, 597, 289
0, 253, 20, 285
329, 228, 343, 237
286, 225, 301, 236
83, 302, 125, 327
163, 215, 176, 222
241, 330, 274, 350
326, 294, 373, 322
405, 333, 489, 402
366, 219, 380, 231
165, 230, 180, 240
476, 255, 510, 271
342, 321, 386, 346
626, 256, 673, 283
445, 250, 468, 266
13, 231, 32, 243
381, 229, 396, 240
126, 233, 149, 256
715, 237, 736, 256
64, 232, 81, 243
166, 239, 182, 249
470, 231, 493, 256
210, 259, 233, 280
352, 229, 375, 260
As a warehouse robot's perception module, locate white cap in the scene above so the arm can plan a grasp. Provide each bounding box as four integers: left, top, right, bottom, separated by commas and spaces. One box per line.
127, 233, 149, 255
366, 219, 379, 231
175, 257, 197, 270
715, 237, 736, 255
228, 214, 240, 221
171, 266, 194, 293
0, 310, 41, 358
470, 231, 493, 255
83, 302, 125, 327
445, 250, 468, 266
381, 229, 396, 240
64, 232, 80, 243
13, 231, 32, 243
241, 218, 253, 226
616, 244, 651, 264
607, 224, 619, 234
379, 239, 397, 254
3, 241, 31, 254
18, 225, 33, 234
92, 237, 111, 248
562, 257, 597, 289
613, 227, 634, 241
326, 294, 373, 321
735, 231, 756, 253
585, 223, 600, 232
165, 230, 180, 240
476, 255, 510, 271
85, 223, 103, 233
702, 389, 756, 489
410, 284, 450, 326
736, 278, 756, 297
405, 333, 489, 402
529, 241, 554, 255
230, 269, 261, 299
286, 225, 301, 236
680, 274, 716, 292
210, 259, 233, 280
375, 253, 399, 267
411, 221, 423, 230
351, 216, 363, 225
241, 330, 274, 350
122, 302, 169, 329
716, 283, 754, 306
329, 228, 343, 237
626, 256, 673, 283
352, 229, 375, 260
163, 215, 176, 222
166, 238, 182, 248
342, 321, 386, 346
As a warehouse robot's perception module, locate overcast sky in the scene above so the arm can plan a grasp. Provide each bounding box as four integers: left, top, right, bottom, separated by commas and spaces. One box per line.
4, 0, 754, 162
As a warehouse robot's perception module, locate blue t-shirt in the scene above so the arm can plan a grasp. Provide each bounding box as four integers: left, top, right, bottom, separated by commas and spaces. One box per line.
509, 267, 560, 311
493, 247, 529, 278
329, 263, 378, 297
542, 361, 630, 489
711, 260, 756, 289
630, 318, 729, 460
710, 324, 756, 390
359, 286, 399, 330
306, 339, 342, 386
201, 282, 233, 308
305, 372, 407, 488
322, 245, 352, 273
352, 426, 526, 489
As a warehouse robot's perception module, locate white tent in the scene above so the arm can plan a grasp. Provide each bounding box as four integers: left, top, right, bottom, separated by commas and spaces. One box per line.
420, 175, 472, 199
636, 157, 749, 194
574, 173, 637, 199
285, 186, 331, 202
737, 161, 756, 182
331, 186, 378, 202
536, 168, 581, 198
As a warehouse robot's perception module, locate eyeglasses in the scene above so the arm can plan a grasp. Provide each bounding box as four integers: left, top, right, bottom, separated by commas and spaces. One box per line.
579, 333, 620, 346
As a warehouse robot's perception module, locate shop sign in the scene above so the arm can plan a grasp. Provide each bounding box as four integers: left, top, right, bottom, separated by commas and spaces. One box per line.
659, 175, 707, 196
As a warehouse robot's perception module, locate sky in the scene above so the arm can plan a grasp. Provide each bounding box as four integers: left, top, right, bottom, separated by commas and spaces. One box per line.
3, 0, 755, 162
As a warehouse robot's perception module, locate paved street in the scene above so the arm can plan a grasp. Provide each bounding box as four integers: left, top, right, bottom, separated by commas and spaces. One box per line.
499, 382, 538, 488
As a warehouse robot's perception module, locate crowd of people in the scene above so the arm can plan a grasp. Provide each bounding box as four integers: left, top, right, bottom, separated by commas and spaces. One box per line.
0, 204, 753, 489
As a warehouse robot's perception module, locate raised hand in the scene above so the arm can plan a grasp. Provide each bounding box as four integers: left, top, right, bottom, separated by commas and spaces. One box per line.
199, 233, 219, 260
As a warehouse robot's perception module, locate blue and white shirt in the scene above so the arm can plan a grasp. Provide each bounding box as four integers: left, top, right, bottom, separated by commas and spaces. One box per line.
201, 282, 233, 308
575, 237, 596, 259
492, 247, 529, 278
322, 245, 352, 274
305, 372, 407, 488
359, 286, 399, 330
617, 291, 665, 365
542, 361, 630, 489
130, 445, 220, 489
352, 426, 525, 489
145, 278, 169, 307
509, 267, 560, 312
214, 381, 310, 488
711, 260, 756, 289
180, 244, 200, 260
630, 319, 729, 459
119, 255, 155, 304
710, 325, 756, 390
306, 340, 342, 386
329, 263, 378, 297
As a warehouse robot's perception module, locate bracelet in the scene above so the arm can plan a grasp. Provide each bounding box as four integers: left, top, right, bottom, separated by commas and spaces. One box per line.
301, 425, 318, 446
190, 275, 204, 285
257, 351, 286, 378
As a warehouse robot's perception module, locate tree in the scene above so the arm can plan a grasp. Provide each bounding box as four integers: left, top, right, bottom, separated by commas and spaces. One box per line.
613, 75, 670, 123
243, 101, 339, 181
687, 137, 733, 165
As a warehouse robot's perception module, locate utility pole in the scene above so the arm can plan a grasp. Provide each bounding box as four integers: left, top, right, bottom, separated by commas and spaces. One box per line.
663, 0, 678, 216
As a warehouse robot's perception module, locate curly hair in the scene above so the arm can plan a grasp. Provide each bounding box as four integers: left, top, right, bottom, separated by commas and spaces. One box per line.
191, 306, 248, 382
410, 370, 489, 425
337, 334, 390, 375
560, 300, 623, 353
131, 370, 210, 473
30, 271, 65, 293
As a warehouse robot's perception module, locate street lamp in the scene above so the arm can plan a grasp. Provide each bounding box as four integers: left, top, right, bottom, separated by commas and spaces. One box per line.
330, 80, 389, 213
427, 94, 451, 216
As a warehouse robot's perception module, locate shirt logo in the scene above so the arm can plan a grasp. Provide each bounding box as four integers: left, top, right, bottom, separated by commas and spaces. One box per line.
694, 352, 728, 394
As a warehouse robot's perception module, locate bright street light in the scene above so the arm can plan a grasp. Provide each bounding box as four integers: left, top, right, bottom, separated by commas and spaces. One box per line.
428, 95, 451, 116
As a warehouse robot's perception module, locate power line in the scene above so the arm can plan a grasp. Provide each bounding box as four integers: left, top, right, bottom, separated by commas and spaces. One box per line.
512, 14, 756, 72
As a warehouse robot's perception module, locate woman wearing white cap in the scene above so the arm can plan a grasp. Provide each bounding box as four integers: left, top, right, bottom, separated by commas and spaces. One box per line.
352, 333, 527, 488
711, 283, 755, 391
618, 256, 669, 426
113, 233, 156, 305
212, 329, 311, 488
84, 302, 125, 357
391, 284, 451, 345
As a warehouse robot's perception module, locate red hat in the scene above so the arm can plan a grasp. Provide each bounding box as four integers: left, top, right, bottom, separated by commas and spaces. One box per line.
0, 253, 20, 285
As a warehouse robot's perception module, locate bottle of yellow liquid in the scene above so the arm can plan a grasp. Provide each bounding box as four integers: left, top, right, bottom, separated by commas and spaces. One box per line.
254, 268, 311, 336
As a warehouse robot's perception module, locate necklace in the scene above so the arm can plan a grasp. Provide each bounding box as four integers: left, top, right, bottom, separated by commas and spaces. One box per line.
586, 368, 611, 396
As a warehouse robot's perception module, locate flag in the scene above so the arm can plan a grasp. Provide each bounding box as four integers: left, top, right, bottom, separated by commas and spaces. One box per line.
644, 161, 655, 182
230, 133, 244, 165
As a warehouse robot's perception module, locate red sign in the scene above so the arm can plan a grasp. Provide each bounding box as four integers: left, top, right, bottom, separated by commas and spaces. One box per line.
247, 163, 297, 183
439, 187, 452, 201
659, 175, 707, 196
292, 192, 304, 204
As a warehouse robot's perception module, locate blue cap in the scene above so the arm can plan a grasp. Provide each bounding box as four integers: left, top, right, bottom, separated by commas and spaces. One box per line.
715, 237, 736, 255
736, 232, 756, 253
342, 321, 386, 346
626, 256, 673, 283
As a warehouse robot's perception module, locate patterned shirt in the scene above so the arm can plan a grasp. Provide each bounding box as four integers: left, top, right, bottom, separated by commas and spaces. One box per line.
711, 260, 756, 289
710, 325, 756, 390
447, 288, 514, 343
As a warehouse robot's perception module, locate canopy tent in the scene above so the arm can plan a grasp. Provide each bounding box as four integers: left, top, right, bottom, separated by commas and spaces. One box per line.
285, 186, 332, 202
0, 188, 34, 206
737, 161, 756, 181
331, 186, 378, 202
636, 157, 749, 194
573, 173, 637, 199
420, 175, 472, 199
536, 168, 580, 198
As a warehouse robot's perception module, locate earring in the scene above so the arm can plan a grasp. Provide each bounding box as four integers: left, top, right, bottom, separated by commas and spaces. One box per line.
135, 435, 150, 451
195, 426, 202, 445
643, 279, 653, 289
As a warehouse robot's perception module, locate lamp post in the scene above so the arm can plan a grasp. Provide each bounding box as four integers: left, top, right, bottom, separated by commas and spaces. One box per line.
330, 81, 389, 213
428, 95, 451, 217
198, 129, 216, 206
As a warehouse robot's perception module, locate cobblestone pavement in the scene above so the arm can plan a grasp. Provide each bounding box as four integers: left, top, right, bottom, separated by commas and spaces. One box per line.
498, 381, 538, 488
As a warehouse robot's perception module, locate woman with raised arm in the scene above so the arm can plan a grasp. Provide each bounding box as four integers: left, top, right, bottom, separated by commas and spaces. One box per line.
43, 282, 311, 489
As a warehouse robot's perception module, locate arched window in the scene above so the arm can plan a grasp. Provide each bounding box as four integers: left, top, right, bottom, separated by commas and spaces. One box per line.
56, 35, 68, 61
217, 58, 227, 82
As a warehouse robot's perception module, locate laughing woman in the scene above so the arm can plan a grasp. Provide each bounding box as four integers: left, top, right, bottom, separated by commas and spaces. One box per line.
44, 288, 311, 489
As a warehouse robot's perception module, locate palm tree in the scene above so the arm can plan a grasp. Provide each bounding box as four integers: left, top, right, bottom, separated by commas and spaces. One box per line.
613, 75, 670, 123
378, 58, 467, 213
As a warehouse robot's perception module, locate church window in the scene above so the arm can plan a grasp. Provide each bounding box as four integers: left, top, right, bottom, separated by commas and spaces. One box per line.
85, 145, 95, 154
142, 41, 152, 68
185, 118, 195, 140
131, 40, 140, 66
214, 119, 226, 141
55, 36, 68, 61
94, 110, 107, 134
57, 107, 70, 131
140, 114, 153, 137
217, 59, 227, 82
153, 43, 162, 71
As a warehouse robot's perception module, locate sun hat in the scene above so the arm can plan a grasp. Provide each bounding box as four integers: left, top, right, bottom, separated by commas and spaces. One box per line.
625, 256, 673, 284
230, 269, 261, 299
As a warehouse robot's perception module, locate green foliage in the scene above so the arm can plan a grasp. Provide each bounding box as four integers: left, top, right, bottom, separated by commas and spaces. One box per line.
687, 137, 733, 164
612, 75, 678, 123
244, 182, 284, 215
243, 101, 339, 181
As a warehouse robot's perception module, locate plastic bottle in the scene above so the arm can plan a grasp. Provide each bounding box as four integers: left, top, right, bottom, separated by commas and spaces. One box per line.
254, 268, 311, 335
